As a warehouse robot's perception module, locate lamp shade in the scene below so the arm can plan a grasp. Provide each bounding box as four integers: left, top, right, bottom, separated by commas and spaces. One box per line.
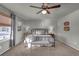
41, 10, 47, 14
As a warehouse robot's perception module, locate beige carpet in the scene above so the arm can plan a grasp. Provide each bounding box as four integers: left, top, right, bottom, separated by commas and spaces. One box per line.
1, 41, 79, 56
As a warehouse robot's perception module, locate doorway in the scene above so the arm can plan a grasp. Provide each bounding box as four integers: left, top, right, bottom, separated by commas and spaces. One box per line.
0, 12, 12, 55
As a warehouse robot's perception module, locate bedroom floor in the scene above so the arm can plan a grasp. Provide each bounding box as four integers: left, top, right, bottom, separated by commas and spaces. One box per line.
1, 41, 79, 56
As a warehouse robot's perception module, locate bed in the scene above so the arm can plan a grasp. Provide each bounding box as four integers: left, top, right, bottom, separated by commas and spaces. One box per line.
24, 34, 55, 48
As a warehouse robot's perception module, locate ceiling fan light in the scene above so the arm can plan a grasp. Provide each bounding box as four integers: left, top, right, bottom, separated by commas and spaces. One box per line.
41, 10, 47, 14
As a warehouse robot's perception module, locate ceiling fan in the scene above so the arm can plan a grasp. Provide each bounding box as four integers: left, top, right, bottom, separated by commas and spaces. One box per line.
30, 3, 61, 14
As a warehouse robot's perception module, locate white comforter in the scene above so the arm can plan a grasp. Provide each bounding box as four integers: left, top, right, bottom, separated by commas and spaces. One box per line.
24, 35, 54, 48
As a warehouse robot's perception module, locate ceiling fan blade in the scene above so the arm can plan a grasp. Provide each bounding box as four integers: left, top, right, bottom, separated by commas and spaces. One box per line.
46, 10, 50, 14
30, 5, 42, 9
47, 4, 61, 9
36, 10, 43, 14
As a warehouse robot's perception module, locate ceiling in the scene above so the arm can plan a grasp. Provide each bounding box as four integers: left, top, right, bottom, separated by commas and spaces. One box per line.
1, 3, 79, 21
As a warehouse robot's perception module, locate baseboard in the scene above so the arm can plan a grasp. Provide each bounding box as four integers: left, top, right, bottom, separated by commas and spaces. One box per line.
57, 39, 79, 51
0, 48, 10, 56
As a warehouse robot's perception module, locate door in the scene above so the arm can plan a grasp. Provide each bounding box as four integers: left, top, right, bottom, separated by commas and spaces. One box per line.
0, 14, 12, 55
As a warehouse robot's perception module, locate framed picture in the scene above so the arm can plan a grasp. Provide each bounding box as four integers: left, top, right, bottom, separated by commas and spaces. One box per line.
64, 21, 70, 27
64, 27, 70, 31
17, 26, 21, 31
64, 21, 70, 31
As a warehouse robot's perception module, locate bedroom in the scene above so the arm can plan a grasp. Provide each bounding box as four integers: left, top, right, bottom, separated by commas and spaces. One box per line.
0, 3, 79, 56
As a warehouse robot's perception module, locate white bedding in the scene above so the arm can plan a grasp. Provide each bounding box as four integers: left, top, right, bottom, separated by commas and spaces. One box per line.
24, 35, 54, 48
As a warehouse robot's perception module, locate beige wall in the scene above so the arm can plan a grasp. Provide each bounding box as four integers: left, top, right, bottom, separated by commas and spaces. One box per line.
15, 17, 24, 45
57, 9, 79, 51
0, 15, 11, 26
